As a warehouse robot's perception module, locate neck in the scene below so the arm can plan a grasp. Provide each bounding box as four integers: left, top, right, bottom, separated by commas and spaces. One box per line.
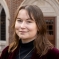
20, 39, 34, 48
21, 36, 37, 43
21, 38, 35, 43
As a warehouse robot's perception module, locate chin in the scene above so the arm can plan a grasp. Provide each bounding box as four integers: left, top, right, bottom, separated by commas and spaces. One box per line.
20, 37, 27, 39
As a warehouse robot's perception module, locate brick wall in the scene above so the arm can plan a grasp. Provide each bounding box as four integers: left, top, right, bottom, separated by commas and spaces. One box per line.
5, 0, 24, 43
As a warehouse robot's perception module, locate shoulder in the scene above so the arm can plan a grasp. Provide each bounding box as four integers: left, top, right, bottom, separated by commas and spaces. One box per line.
46, 47, 59, 59
48, 48, 59, 54
2, 46, 9, 53
0, 46, 9, 58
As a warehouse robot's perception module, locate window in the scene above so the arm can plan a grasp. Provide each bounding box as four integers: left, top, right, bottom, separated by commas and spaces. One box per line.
44, 17, 55, 46
0, 5, 6, 41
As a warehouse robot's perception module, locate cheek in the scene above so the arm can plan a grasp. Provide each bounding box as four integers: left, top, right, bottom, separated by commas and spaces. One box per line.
33, 25, 38, 33
15, 22, 20, 29
29, 24, 37, 32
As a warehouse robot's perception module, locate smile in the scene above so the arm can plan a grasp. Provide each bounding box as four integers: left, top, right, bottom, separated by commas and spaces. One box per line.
19, 31, 28, 33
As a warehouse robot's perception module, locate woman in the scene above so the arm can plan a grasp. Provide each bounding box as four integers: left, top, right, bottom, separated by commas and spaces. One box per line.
0, 5, 59, 59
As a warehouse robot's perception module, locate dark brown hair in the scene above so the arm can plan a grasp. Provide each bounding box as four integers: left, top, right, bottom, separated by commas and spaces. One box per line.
8, 5, 53, 56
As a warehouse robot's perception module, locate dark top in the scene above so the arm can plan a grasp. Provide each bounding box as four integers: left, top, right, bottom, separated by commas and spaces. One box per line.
16, 40, 34, 59
0, 41, 59, 59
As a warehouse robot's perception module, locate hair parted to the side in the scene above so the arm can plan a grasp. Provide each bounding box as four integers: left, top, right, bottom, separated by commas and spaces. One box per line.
8, 5, 53, 56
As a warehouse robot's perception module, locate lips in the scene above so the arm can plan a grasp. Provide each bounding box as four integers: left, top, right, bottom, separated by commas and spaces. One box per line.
19, 31, 28, 33
19, 31, 28, 35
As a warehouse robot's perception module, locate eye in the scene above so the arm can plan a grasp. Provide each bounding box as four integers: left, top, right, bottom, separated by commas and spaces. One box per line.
18, 20, 22, 22
27, 21, 32, 23
17, 19, 22, 23
26, 20, 33, 23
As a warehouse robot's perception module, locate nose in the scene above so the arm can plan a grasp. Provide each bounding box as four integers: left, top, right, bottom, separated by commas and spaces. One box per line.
20, 22, 26, 28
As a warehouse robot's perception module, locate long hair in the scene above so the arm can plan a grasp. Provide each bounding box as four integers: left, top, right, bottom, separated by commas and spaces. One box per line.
8, 5, 53, 56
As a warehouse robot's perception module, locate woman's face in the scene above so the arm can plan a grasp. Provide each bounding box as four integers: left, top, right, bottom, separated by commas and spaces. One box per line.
15, 9, 38, 43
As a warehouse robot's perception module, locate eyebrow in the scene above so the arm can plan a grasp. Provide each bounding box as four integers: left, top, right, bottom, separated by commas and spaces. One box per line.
16, 18, 21, 19
16, 17, 33, 20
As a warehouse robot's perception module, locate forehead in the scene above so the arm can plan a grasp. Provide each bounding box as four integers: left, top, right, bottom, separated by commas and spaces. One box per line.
17, 9, 35, 20
17, 9, 29, 18
17, 9, 34, 20
18, 9, 28, 15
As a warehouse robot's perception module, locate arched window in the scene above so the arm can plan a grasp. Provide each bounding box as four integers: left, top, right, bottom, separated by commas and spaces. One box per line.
0, 4, 6, 41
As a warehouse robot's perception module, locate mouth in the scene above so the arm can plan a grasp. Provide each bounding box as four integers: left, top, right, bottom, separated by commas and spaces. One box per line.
19, 31, 28, 33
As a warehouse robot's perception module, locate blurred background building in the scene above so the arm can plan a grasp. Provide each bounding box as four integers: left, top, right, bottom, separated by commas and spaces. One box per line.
0, 0, 59, 54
